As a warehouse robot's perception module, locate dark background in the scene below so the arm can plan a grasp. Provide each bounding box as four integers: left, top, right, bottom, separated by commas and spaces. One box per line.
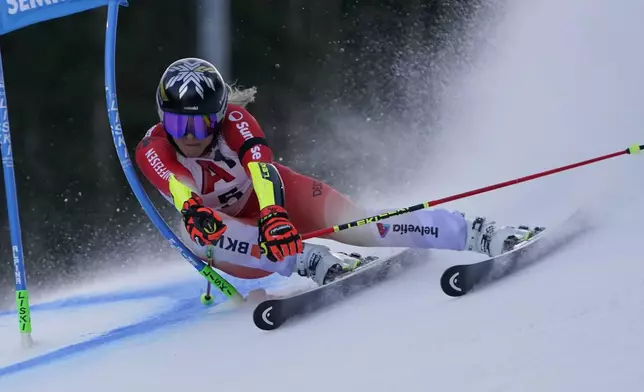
0, 0, 493, 306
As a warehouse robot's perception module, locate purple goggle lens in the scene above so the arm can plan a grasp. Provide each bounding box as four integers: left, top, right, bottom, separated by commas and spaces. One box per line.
163, 113, 219, 140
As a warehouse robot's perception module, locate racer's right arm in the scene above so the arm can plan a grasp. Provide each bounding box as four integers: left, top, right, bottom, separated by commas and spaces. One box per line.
134, 125, 197, 211
135, 126, 226, 245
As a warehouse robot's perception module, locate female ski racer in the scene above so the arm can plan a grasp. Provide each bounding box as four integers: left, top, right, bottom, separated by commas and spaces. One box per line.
135, 57, 539, 286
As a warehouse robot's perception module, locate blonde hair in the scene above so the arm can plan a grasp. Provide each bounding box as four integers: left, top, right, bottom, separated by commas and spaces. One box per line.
227, 84, 257, 108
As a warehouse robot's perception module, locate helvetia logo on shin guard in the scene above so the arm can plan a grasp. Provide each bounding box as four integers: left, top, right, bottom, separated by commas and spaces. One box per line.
393, 224, 438, 238
377, 223, 439, 238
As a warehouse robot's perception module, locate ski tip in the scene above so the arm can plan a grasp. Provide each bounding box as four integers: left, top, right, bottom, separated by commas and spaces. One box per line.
440, 265, 468, 297
253, 300, 283, 331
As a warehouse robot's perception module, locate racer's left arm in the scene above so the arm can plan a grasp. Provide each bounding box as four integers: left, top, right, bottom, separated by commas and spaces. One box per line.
223, 106, 303, 261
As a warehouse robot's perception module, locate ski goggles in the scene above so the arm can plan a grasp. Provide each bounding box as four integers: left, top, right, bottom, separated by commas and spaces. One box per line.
162, 112, 220, 140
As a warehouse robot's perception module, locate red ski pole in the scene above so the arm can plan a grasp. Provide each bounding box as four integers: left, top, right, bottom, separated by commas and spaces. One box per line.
302, 143, 643, 240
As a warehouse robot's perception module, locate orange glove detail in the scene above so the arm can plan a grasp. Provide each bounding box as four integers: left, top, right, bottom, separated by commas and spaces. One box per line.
181, 195, 227, 246
258, 205, 303, 262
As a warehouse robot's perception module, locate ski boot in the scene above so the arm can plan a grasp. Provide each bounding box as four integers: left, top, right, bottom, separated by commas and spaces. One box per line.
465, 216, 544, 257
296, 243, 368, 285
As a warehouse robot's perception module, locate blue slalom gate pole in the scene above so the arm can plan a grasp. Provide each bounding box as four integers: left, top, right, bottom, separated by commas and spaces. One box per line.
103, 3, 209, 270
104, 2, 243, 302
0, 0, 130, 347
0, 47, 32, 348
0, 1, 240, 347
